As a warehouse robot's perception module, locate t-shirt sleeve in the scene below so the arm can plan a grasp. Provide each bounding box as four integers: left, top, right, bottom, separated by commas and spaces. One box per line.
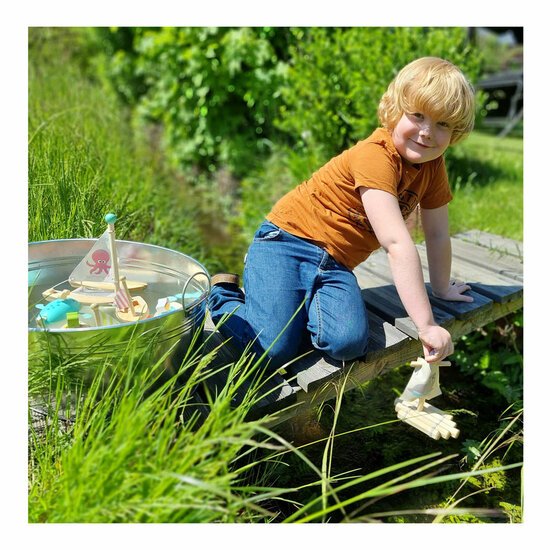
348, 141, 400, 197
419, 157, 453, 209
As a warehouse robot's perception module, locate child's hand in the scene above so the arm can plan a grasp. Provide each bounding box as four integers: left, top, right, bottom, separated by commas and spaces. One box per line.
417, 324, 454, 362
432, 280, 473, 302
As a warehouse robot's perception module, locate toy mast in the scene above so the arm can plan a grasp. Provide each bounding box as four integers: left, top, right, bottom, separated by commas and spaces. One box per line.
105, 213, 120, 288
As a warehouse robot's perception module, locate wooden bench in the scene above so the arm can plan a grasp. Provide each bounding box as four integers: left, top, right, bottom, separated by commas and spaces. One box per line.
196, 230, 523, 427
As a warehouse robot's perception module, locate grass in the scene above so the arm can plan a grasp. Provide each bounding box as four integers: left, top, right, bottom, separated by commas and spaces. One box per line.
446, 131, 523, 241
28, 37, 154, 242
28, 28, 212, 271
28, 326, 522, 523
28, 332, 274, 522
27, 28, 523, 524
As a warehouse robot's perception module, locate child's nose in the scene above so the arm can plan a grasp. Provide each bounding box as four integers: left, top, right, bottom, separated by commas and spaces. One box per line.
419, 122, 433, 138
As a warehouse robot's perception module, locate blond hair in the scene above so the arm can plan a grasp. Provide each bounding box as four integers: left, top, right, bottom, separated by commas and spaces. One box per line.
378, 57, 476, 145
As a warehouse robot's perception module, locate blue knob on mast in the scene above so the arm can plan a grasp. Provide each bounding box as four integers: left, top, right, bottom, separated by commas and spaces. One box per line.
105, 213, 117, 224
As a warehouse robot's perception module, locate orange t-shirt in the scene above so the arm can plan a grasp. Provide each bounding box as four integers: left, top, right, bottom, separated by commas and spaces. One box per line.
266, 127, 452, 270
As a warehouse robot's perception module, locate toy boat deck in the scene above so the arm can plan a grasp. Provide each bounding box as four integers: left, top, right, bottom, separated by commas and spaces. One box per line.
43, 279, 147, 305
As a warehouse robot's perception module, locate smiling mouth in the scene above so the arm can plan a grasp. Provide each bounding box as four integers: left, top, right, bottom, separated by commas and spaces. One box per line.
411, 140, 431, 149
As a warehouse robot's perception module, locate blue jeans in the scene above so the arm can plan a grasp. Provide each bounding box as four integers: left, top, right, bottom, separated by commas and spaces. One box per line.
208, 220, 370, 371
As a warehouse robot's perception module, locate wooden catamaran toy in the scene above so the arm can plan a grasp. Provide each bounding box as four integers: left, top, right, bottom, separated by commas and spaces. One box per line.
40, 213, 150, 326
394, 356, 460, 440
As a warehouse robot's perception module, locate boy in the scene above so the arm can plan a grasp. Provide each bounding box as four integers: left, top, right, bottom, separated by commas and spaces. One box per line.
209, 57, 475, 371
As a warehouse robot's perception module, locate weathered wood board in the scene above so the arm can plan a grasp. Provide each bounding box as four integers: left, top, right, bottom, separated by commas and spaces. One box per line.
416, 244, 523, 304
455, 230, 523, 258
359, 248, 495, 320
354, 260, 455, 336
449, 237, 523, 283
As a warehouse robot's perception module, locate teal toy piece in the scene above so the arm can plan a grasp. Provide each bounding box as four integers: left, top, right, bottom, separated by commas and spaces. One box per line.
36, 297, 81, 325
105, 213, 117, 224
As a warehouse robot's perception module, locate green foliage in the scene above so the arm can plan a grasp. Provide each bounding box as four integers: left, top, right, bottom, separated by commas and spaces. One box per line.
92, 27, 294, 177
87, 27, 150, 104
453, 311, 523, 404
475, 30, 523, 75
90, 27, 484, 180
277, 27, 483, 159
499, 501, 522, 523
461, 439, 483, 464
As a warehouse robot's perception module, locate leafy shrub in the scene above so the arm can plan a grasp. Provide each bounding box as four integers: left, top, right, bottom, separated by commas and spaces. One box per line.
92, 27, 295, 177
277, 27, 484, 160
452, 311, 523, 404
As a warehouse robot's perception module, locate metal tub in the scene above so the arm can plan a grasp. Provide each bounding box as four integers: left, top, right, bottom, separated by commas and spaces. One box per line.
28, 239, 210, 389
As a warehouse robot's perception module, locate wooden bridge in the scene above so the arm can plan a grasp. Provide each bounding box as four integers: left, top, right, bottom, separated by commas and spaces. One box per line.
198, 230, 523, 427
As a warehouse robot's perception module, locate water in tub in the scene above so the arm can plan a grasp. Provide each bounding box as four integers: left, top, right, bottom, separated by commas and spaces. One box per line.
29, 274, 204, 330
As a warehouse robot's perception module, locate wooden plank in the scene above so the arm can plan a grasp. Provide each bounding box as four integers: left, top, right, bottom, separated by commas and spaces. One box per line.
455, 230, 523, 259
416, 244, 522, 304
359, 248, 494, 321
285, 351, 344, 394
354, 261, 455, 337
450, 236, 523, 282
195, 232, 523, 424
286, 309, 411, 392
424, 283, 494, 320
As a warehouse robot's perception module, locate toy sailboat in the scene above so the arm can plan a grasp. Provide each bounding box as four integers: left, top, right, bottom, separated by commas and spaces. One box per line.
394, 357, 460, 440
41, 214, 150, 324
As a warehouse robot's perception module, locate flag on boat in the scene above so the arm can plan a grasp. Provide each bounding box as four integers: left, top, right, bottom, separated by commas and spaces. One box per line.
114, 286, 131, 310
69, 229, 115, 287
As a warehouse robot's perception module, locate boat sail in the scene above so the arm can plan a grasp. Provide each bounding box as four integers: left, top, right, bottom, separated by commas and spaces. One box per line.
400, 360, 442, 403
68, 215, 146, 293
69, 228, 116, 289
42, 213, 148, 312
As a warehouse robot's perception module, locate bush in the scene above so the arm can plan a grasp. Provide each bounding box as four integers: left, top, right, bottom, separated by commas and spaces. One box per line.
277, 27, 484, 160
92, 27, 295, 177
453, 311, 523, 404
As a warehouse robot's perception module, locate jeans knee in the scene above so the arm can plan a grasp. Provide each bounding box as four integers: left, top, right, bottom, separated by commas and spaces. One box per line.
320, 331, 369, 362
